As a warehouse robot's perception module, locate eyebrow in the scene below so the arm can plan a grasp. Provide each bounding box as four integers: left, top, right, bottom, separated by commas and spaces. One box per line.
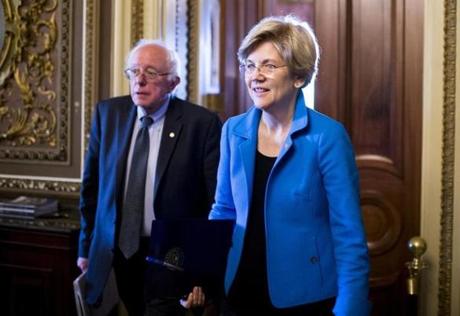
127, 64, 159, 70
245, 58, 280, 64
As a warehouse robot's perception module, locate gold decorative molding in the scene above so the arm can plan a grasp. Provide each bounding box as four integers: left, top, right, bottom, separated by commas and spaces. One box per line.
0, 0, 20, 86
187, 0, 198, 103
0, 0, 71, 161
83, 0, 97, 149
0, 177, 79, 192
131, 0, 144, 46
438, 0, 457, 314
174, 0, 189, 99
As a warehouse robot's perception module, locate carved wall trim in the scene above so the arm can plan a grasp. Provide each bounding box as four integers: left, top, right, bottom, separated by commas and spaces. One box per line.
131, 0, 144, 46
438, 0, 457, 316
187, 0, 199, 103
83, 0, 97, 151
0, 176, 79, 192
0, 0, 71, 162
438, 0, 457, 314
173, 0, 188, 99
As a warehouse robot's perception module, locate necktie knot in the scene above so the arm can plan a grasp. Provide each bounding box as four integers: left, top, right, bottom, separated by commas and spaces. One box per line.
141, 116, 153, 128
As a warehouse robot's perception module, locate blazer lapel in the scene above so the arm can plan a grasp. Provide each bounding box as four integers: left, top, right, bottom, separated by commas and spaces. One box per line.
154, 97, 183, 197
276, 92, 309, 162
233, 107, 260, 211
114, 101, 137, 207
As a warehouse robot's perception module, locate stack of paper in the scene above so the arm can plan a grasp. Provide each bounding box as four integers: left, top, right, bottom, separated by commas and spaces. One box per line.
0, 195, 58, 219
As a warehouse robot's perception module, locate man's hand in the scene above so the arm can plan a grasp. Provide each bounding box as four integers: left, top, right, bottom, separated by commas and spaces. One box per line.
77, 257, 89, 272
180, 286, 205, 309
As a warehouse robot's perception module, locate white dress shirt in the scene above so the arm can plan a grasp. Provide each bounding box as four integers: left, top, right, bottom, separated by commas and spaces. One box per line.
123, 97, 170, 236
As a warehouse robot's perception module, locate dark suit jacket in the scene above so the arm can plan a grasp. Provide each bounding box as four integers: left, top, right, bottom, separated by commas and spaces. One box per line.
78, 95, 222, 304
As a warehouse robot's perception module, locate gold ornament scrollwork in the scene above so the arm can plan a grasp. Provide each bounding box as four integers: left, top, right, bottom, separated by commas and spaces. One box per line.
131, 0, 144, 46
0, 0, 60, 151
0, 177, 79, 192
438, 0, 457, 314
0, 0, 20, 86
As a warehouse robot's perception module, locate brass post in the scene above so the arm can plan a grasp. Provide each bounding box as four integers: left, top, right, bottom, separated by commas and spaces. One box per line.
406, 236, 428, 295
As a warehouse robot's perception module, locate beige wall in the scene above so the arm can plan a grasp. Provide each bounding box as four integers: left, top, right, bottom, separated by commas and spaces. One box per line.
420, 1, 442, 314
421, 0, 460, 315
111, 0, 164, 97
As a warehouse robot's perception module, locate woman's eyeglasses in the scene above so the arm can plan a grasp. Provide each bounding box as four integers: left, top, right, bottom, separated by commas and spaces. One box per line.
239, 63, 287, 76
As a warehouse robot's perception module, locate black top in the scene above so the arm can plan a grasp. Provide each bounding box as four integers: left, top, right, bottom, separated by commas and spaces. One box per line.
228, 150, 275, 310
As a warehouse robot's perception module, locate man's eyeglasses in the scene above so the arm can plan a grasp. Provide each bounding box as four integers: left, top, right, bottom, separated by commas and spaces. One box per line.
239, 63, 288, 76
124, 67, 170, 81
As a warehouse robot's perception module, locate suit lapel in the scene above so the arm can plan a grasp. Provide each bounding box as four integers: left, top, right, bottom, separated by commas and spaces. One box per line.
114, 101, 137, 207
154, 97, 183, 197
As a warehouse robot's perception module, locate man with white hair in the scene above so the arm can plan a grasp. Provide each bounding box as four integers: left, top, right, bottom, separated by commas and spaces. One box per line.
77, 39, 221, 315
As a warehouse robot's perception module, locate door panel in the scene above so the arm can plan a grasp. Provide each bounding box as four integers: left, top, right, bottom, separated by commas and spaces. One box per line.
316, 1, 423, 314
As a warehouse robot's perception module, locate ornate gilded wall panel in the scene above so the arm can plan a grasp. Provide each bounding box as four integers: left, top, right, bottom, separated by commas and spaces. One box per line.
0, 0, 70, 162
0, 0, 91, 195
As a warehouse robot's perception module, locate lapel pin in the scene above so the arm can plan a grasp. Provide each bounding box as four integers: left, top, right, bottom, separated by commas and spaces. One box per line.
169, 132, 175, 138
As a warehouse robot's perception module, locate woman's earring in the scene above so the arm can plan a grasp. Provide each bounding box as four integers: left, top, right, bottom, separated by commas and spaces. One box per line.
294, 83, 302, 88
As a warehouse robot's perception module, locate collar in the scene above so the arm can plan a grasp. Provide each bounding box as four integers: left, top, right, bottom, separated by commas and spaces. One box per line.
233, 92, 309, 139
136, 94, 170, 121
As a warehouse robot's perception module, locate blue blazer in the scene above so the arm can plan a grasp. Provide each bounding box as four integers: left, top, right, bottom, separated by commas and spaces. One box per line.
79, 95, 221, 305
209, 94, 370, 315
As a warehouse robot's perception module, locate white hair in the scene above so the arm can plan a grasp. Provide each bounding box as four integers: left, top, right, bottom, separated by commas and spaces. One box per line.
125, 39, 181, 80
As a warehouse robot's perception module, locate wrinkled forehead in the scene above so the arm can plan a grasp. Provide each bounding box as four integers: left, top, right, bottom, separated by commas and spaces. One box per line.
245, 41, 285, 63
128, 45, 171, 69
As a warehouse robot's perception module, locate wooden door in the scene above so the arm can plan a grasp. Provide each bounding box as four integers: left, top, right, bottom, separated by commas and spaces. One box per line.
315, 1, 423, 314
220, 0, 423, 314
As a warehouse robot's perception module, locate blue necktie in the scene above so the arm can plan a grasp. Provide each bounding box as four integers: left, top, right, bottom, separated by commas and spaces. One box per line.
118, 116, 153, 258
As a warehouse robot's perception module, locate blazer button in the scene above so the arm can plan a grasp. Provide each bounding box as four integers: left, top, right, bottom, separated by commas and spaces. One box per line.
310, 256, 319, 264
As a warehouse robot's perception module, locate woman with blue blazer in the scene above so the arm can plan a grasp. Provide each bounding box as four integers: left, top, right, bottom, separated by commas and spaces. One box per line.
209, 15, 371, 316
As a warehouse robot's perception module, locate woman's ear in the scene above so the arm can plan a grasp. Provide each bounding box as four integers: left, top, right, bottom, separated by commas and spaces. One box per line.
294, 80, 304, 89
293, 76, 306, 89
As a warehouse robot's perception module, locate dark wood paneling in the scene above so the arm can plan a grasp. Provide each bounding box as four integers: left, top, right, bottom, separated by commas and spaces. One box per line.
315, 0, 348, 121
0, 219, 80, 316
221, 0, 266, 118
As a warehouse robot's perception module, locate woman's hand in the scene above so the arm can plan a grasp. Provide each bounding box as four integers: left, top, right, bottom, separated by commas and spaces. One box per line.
180, 286, 206, 309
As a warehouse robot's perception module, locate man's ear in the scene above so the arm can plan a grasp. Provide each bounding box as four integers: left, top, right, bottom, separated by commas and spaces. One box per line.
169, 76, 181, 92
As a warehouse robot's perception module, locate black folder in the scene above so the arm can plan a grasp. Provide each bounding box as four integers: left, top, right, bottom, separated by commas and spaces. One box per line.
145, 219, 234, 299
